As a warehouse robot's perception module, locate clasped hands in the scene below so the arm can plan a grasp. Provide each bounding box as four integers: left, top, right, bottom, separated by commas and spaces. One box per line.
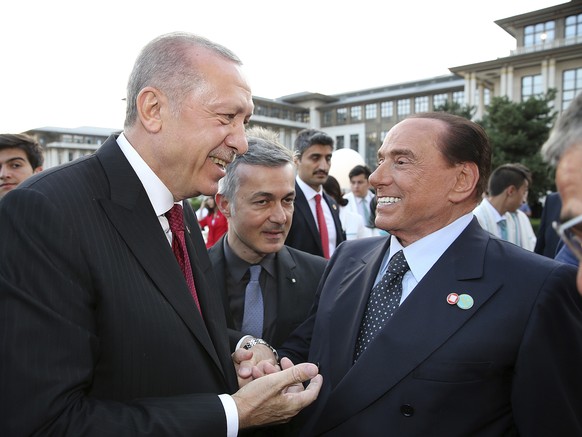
231, 343, 322, 429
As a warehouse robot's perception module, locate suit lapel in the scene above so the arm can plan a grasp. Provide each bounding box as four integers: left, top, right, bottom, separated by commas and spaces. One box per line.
295, 184, 322, 250
314, 221, 501, 434
323, 191, 345, 244
273, 246, 301, 344
95, 138, 228, 384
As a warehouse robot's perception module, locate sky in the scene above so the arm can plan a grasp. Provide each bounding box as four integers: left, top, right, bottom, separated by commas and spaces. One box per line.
0, 0, 565, 133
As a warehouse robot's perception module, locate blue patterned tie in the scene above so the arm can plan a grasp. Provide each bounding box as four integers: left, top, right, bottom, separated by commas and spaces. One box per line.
498, 219, 508, 240
241, 265, 264, 338
354, 250, 409, 361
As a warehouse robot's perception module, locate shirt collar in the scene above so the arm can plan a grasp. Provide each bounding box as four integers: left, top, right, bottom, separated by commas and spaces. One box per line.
481, 198, 505, 223
223, 237, 276, 281
384, 213, 473, 284
296, 175, 321, 200
117, 133, 177, 215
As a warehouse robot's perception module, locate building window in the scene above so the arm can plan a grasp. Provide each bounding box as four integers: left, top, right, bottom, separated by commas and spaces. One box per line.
565, 13, 582, 39
414, 96, 429, 113
336, 135, 345, 149
452, 91, 464, 104
521, 74, 543, 100
350, 134, 359, 151
562, 68, 582, 109
433, 93, 448, 108
365, 103, 377, 120
322, 110, 332, 126
337, 107, 347, 124
366, 132, 378, 170
350, 106, 362, 121
380, 101, 393, 118
397, 99, 410, 117
524, 21, 555, 47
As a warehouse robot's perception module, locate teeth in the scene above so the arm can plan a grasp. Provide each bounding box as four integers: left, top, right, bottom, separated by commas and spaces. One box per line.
377, 196, 401, 205
210, 157, 227, 168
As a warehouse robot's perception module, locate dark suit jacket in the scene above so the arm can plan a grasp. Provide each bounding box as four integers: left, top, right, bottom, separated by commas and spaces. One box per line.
285, 182, 345, 257
534, 191, 562, 257
0, 136, 238, 436
208, 236, 327, 349
280, 219, 582, 436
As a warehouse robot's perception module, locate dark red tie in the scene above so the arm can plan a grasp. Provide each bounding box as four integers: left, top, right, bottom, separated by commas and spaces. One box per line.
166, 204, 202, 314
315, 194, 330, 259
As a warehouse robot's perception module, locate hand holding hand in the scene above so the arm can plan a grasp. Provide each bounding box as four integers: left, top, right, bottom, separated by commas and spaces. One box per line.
233, 343, 279, 387
232, 360, 322, 429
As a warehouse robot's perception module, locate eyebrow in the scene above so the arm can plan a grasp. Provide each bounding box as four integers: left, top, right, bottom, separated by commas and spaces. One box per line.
2, 157, 28, 165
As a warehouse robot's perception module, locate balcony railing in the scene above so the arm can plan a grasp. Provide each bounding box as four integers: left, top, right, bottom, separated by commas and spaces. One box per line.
511, 35, 582, 56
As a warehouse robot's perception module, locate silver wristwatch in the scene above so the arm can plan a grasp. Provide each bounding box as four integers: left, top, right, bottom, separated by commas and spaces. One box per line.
242, 338, 279, 362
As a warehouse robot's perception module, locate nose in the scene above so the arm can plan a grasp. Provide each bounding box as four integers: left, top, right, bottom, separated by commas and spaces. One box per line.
225, 123, 249, 156
270, 203, 288, 224
0, 166, 8, 180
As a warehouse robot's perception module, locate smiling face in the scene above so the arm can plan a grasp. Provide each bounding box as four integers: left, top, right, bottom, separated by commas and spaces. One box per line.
555, 145, 582, 292
138, 47, 254, 201
369, 117, 477, 246
0, 148, 42, 198
295, 144, 333, 191
219, 162, 296, 264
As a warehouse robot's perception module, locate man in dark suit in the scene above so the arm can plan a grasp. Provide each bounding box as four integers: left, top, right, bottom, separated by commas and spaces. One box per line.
0, 32, 321, 436
285, 129, 344, 258
278, 112, 582, 436
534, 191, 563, 257
210, 127, 326, 352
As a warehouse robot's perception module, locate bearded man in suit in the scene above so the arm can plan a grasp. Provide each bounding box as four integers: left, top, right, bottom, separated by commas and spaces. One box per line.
0, 32, 321, 437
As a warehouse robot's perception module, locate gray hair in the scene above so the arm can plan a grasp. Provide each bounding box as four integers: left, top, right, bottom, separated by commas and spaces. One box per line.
293, 128, 334, 158
124, 32, 242, 128
541, 91, 582, 165
218, 127, 294, 213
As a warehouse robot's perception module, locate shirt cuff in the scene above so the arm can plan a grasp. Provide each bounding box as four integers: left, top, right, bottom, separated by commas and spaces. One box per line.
235, 334, 254, 351
218, 394, 239, 437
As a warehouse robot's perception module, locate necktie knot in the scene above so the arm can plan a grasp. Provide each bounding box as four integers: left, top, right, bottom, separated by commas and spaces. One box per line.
315, 194, 322, 204
249, 264, 261, 282
166, 204, 185, 232
387, 250, 409, 277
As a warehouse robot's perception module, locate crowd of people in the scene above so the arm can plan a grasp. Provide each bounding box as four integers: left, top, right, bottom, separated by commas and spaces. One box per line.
1, 31, 581, 436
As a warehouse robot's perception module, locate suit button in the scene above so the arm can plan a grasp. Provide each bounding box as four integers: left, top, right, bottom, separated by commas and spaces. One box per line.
400, 404, 414, 417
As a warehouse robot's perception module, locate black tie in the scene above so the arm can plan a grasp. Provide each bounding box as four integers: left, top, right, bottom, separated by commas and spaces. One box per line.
354, 250, 409, 361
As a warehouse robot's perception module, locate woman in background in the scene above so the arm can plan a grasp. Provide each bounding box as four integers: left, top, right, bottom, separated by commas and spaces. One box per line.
197, 196, 228, 248
323, 175, 368, 240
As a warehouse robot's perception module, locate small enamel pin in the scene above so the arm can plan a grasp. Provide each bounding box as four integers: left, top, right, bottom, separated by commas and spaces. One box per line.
447, 293, 474, 310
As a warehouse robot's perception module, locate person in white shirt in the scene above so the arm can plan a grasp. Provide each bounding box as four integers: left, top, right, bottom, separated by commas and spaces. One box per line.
473, 163, 536, 250
343, 164, 380, 237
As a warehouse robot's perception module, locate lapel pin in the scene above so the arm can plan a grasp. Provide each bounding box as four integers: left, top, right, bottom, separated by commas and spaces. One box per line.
456, 294, 474, 310
291, 278, 296, 283
446, 293, 459, 305
186, 225, 191, 234
332, 204, 337, 210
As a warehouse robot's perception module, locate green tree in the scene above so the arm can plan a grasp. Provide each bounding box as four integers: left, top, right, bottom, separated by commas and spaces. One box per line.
477, 90, 558, 214
434, 100, 476, 119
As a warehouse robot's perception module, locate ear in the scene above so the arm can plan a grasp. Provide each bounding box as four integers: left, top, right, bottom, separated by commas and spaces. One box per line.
449, 162, 479, 203
215, 193, 232, 218
506, 185, 517, 196
136, 86, 164, 133
33, 167, 43, 174
293, 155, 300, 166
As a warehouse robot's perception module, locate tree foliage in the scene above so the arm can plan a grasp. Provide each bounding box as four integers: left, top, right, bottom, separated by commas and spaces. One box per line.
433, 100, 476, 119
477, 90, 558, 213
